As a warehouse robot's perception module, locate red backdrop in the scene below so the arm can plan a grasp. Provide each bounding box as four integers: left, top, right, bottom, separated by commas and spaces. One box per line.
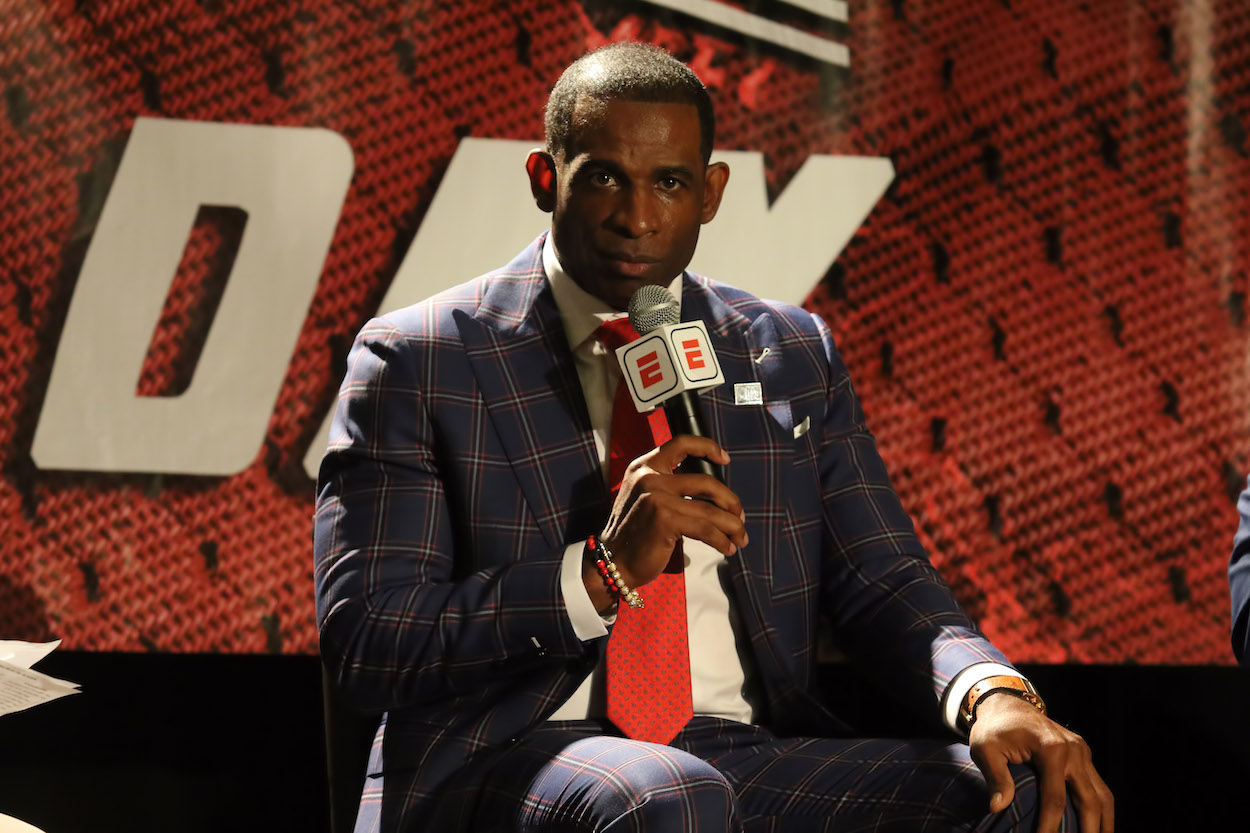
1, 0, 1246, 662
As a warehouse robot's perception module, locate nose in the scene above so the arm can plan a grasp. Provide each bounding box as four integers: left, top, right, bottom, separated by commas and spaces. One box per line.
606, 186, 656, 238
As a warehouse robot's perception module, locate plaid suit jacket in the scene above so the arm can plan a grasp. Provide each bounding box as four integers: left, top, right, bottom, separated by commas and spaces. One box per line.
313, 234, 1012, 826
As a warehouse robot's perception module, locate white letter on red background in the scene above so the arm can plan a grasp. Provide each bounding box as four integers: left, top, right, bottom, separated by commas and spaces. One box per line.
32, 118, 353, 475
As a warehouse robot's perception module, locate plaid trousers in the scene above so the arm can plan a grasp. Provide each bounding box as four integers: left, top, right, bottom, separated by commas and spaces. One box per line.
356, 717, 1077, 833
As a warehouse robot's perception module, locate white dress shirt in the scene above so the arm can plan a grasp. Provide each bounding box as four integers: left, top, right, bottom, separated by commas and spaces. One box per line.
539, 237, 1024, 733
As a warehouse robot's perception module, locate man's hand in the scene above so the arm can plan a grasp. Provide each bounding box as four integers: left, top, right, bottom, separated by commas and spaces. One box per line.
969, 693, 1114, 833
584, 435, 748, 608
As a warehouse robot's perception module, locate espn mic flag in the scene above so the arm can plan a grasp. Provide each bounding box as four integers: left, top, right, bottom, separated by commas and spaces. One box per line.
615, 317, 724, 414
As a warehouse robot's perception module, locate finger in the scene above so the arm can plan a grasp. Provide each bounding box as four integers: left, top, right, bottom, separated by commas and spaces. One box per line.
608, 491, 739, 578
636, 471, 745, 540
1071, 757, 1113, 833
1066, 743, 1099, 833
654, 434, 731, 468
1033, 753, 1069, 833
659, 471, 743, 515
1073, 773, 1102, 833
969, 745, 1015, 814
1096, 773, 1114, 833
647, 490, 746, 555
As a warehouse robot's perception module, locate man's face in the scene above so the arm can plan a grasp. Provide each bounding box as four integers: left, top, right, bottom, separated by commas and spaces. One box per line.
528, 96, 729, 311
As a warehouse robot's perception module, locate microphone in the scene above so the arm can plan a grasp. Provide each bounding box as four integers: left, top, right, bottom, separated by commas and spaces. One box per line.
621, 285, 723, 478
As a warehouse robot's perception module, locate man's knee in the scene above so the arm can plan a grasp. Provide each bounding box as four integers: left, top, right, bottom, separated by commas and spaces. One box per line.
611, 747, 736, 829
524, 738, 737, 831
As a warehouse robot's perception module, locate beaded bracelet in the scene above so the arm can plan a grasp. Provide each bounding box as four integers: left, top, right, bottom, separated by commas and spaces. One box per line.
586, 534, 644, 609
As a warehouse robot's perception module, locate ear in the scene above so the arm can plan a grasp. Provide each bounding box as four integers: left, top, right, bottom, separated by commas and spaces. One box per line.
700, 160, 730, 224
526, 150, 556, 213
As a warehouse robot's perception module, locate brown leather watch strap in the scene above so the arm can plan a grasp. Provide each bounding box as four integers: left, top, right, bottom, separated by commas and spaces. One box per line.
961, 675, 1045, 729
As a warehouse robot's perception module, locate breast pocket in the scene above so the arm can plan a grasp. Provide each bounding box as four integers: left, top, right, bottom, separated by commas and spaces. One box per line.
707, 388, 793, 455
766, 398, 794, 437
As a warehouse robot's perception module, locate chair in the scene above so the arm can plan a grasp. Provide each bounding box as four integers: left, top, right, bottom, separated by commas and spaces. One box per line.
321, 661, 378, 833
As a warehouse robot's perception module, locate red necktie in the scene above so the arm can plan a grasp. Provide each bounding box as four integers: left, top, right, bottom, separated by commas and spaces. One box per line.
595, 317, 693, 745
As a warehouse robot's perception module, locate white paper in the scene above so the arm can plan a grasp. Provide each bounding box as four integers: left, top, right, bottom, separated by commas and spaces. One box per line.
0, 639, 61, 669
0, 640, 80, 717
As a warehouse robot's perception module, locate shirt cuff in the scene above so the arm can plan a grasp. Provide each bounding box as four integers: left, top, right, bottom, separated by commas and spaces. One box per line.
942, 662, 1028, 733
560, 541, 611, 640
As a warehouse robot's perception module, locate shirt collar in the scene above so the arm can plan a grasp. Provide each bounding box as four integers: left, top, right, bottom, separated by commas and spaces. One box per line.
543, 236, 684, 352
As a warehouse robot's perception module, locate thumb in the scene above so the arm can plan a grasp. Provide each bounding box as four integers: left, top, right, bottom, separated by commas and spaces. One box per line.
979, 751, 1016, 814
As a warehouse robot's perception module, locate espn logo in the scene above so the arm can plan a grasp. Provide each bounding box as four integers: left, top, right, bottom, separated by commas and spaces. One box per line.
617, 322, 725, 412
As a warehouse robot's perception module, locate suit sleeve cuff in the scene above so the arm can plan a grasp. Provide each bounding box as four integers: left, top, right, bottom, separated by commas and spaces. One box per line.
942, 662, 1028, 734
560, 541, 611, 640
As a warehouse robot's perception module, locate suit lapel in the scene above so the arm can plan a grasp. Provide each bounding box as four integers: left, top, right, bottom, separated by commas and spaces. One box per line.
683, 280, 848, 732
455, 239, 607, 550
678, 278, 778, 566
680, 282, 789, 659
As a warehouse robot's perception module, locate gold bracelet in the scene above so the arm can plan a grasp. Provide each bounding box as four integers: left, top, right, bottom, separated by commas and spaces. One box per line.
962, 675, 1045, 729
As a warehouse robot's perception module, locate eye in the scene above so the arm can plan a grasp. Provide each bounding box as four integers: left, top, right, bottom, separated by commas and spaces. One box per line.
658, 176, 685, 191
590, 171, 617, 187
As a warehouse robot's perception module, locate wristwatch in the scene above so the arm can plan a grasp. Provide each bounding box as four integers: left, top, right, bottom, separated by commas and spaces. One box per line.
960, 675, 1046, 729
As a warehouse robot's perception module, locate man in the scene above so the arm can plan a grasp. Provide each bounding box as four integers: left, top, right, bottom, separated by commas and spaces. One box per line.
314, 43, 1112, 832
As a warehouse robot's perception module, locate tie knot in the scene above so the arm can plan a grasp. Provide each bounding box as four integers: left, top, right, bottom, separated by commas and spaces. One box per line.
595, 317, 640, 352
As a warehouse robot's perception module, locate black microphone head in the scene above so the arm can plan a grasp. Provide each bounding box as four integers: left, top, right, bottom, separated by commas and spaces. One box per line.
627, 284, 680, 335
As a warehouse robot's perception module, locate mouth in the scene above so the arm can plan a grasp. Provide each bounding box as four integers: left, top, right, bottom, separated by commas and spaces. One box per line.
602, 252, 661, 277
